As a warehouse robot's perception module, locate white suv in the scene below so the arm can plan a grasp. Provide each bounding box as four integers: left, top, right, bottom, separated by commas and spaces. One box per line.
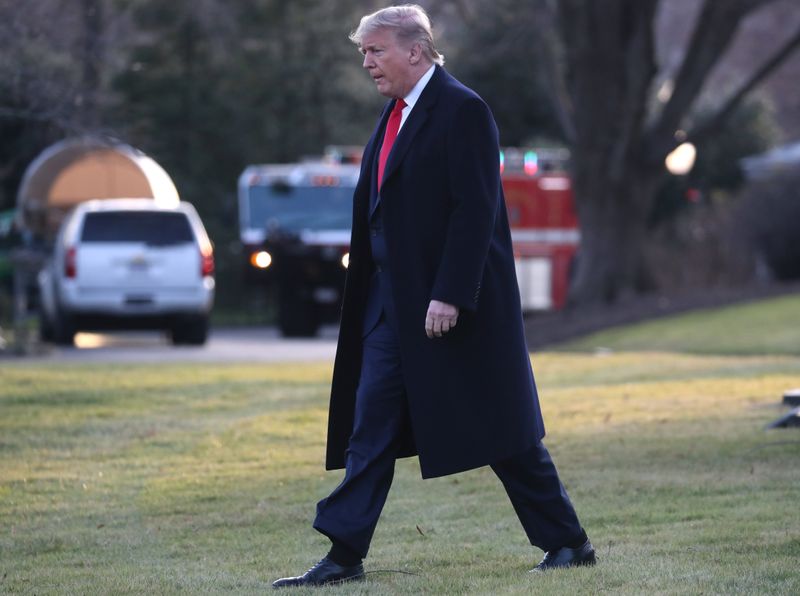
38, 199, 215, 346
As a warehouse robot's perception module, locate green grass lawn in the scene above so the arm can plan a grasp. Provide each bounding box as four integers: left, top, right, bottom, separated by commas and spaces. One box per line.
2, 350, 799, 594
557, 293, 800, 356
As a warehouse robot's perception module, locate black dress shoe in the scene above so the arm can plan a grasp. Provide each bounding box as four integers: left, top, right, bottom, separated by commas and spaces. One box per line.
531, 539, 596, 572
272, 557, 365, 588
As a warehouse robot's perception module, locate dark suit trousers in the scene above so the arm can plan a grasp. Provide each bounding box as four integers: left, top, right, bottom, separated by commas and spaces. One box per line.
313, 317, 585, 559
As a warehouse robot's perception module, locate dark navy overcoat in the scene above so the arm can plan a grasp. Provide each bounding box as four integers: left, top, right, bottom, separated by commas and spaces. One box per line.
326, 66, 545, 479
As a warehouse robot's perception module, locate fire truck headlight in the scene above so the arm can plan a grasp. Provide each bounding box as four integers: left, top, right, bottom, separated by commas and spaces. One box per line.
341, 252, 350, 269
250, 250, 272, 269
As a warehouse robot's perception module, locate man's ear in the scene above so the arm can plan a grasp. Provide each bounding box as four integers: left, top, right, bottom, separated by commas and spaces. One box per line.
408, 42, 422, 65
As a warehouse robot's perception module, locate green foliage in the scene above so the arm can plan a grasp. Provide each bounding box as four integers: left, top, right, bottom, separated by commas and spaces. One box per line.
650, 97, 778, 227
113, 1, 246, 206
110, 0, 380, 307
692, 97, 778, 192
445, 2, 562, 146
0, 7, 75, 210
0, 92, 61, 212
112, 0, 377, 203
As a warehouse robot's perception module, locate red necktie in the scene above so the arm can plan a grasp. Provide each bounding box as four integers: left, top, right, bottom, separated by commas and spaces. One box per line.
377, 98, 406, 191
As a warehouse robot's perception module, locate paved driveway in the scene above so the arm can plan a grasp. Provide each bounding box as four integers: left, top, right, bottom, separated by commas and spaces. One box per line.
5, 326, 339, 364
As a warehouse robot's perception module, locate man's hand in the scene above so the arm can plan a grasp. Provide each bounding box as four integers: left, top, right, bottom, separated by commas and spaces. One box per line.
425, 300, 459, 338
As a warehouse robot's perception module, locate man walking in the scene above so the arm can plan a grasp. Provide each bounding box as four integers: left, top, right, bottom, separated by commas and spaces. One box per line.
273, 5, 595, 588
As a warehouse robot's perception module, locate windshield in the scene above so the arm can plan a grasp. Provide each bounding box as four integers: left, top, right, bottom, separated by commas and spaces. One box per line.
247, 184, 353, 233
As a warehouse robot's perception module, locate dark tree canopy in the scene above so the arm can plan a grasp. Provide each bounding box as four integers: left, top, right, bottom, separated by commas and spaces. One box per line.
441, 0, 563, 146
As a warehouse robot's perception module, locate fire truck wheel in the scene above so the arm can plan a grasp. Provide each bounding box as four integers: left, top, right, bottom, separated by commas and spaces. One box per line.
278, 298, 320, 338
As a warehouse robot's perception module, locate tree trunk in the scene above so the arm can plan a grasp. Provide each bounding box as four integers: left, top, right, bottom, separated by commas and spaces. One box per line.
568, 163, 662, 305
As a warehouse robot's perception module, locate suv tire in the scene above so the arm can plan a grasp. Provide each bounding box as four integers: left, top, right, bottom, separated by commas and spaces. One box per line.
170, 314, 209, 345
39, 310, 55, 343
53, 311, 76, 346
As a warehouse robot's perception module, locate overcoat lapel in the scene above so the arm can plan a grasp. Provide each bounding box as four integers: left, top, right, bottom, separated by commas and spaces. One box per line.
380, 65, 445, 192
365, 102, 392, 218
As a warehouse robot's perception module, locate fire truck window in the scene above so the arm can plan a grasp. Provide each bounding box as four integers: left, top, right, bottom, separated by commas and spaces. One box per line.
271, 180, 293, 195
248, 184, 353, 232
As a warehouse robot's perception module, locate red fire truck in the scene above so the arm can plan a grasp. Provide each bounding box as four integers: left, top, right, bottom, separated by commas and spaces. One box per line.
500, 147, 579, 310
238, 147, 579, 336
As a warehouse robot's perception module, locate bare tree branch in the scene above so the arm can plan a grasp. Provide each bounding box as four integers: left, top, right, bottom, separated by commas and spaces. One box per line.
530, 0, 576, 143
738, 0, 788, 12
688, 22, 800, 147
645, 0, 792, 163
645, 1, 750, 161
609, 0, 659, 181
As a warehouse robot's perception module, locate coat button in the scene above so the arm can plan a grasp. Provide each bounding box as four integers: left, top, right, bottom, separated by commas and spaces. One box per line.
376, 265, 383, 273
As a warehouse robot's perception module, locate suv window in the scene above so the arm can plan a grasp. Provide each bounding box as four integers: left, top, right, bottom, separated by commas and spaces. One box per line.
81, 211, 194, 245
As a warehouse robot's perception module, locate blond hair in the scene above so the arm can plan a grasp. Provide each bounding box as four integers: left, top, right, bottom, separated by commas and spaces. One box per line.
350, 4, 445, 66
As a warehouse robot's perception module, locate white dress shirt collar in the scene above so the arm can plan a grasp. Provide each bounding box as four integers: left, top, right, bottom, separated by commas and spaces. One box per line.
399, 64, 436, 130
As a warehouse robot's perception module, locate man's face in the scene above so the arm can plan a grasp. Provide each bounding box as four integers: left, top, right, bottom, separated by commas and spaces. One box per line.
359, 28, 416, 99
